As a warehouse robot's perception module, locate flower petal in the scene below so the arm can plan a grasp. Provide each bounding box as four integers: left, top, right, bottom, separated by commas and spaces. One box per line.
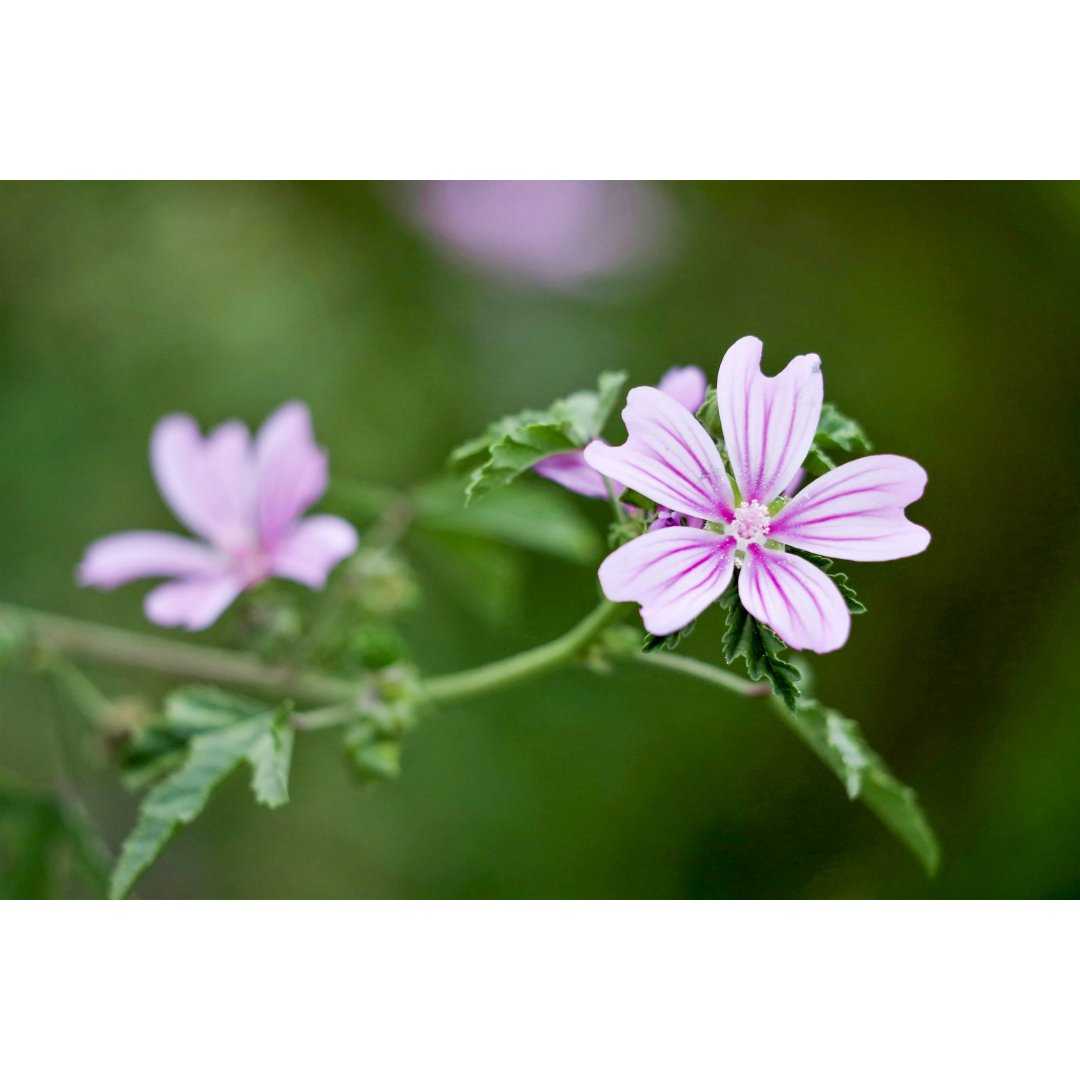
150, 415, 219, 541
255, 402, 329, 548
770, 454, 930, 562
143, 574, 243, 631
598, 527, 736, 635
657, 365, 707, 414
717, 335, 823, 505
77, 531, 224, 589
271, 515, 359, 588
583, 387, 734, 522
533, 450, 617, 500
738, 545, 850, 653
150, 415, 256, 547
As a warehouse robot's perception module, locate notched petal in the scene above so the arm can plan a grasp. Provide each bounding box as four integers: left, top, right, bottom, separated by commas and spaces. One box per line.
717, 335, 823, 505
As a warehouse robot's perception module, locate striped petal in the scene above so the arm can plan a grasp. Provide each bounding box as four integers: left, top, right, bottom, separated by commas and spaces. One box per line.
739, 545, 850, 654
770, 454, 930, 561
717, 336, 823, 505
584, 387, 734, 522
598, 527, 736, 635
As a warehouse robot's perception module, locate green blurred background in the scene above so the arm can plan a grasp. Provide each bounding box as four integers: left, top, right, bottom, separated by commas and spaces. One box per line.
1, 181, 1078, 899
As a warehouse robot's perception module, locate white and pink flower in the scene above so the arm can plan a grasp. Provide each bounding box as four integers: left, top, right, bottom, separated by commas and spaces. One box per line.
78, 402, 358, 631
584, 336, 930, 653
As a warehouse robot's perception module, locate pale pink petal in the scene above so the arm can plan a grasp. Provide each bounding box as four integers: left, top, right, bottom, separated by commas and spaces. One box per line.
270, 515, 359, 588
717, 336, 823, 505
150, 415, 220, 541
597, 527, 736, 635
143, 574, 244, 631
770, 454, 930, 562
533, 450, 618, 500
77, 531, 224, 589
150, 415, 257, 548
583, 387, 734, 522
199, 420, 257, 547
739, 545, 850, 654
255, 402, 328, 548
657, 365, 707, 414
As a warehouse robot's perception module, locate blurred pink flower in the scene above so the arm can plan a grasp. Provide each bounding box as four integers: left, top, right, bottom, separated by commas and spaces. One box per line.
408, 181, 673, 288
584, 337, 930, 653
534, 365, 706, 501
78, 402, 358, 631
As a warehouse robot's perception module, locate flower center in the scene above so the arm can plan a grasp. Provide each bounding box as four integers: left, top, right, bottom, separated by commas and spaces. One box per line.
729, 500, 771, 545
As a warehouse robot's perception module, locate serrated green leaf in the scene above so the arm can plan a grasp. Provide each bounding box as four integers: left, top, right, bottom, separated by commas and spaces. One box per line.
720, 582, 802, 709
163, 685, 266, 735
452, 371, 627, 502
413, 475, 601, 563
643, 619, 696, 653
246, 708, 294, 809
798, 552, 867, 615
110, 714, 285, 899
775, 698, 940, 875
805, 402, 873, 477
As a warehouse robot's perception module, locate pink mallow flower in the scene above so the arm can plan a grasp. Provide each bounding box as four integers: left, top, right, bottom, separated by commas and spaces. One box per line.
533, 365, 707, 500
583, 336, 930, 653
78, 402, 358, 631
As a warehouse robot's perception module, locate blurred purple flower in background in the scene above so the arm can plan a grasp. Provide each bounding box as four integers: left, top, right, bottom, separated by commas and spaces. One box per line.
406, 181, 674, 289
78, 402, 357, 631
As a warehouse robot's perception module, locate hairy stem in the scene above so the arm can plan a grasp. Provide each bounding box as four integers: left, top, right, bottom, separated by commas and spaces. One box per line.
421, 600, 622, 704
1, 599, 627, 715
628, 649, 767, 697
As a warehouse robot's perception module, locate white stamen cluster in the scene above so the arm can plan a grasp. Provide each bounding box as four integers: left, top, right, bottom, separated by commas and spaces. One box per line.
729, 499, 771, 547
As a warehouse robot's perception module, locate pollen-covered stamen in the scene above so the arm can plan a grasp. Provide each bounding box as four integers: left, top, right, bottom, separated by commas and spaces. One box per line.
729, 499, 771, 545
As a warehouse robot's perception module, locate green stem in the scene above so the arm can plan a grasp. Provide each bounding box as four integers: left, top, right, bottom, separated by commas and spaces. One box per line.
422, 600, 622, 704
1, 603, 357, 706
603, 477, 627, 523
0, 599, 628, 715
628, 650, 767, 697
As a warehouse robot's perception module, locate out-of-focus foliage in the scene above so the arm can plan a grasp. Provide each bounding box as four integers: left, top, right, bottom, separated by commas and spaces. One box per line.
1, 181, 1079, 897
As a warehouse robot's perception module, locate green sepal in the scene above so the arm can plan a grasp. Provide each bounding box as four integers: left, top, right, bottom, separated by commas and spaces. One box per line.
797, 552, 868, 614
719, 580, 802, 710
343, 721, 402, 784
451, 371, 627, 502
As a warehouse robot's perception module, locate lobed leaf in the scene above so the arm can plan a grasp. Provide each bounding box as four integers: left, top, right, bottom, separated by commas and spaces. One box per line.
777, 698, 940, 875
110, 703, 295, 899
452, 371, 627, 502
247, 707, 294, 809
805, 401, 873, 476
720, 582, 802, 709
